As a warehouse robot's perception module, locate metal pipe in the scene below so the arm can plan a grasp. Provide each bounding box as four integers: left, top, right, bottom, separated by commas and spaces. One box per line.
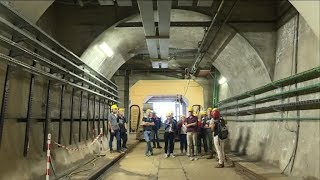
0, 2, 117, 89
23, 61, 36, 157
58, 85, 65, 144
213, 69, 220, 107
190, 0, 239, 75
69, 88, 75, 145
219, 67, 320, 105
226, 117, 320, 122
0, 66, 11, 147
0, 34, 118, 98
0, 53, 119, 103
219, 83, 320, 110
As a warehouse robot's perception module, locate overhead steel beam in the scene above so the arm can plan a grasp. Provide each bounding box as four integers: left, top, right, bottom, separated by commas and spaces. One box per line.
98, 0, 114, 5
116, 20, 275, 28
157, 0, 172, 59
137, 0, 159, 59
190, 0, 238, 75
178, 0, 193, 6
197, 0, 213, 7
116, 0, 132, 6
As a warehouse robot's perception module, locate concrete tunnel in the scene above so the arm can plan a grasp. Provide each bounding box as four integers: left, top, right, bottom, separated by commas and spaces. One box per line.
0, 0, 319, 179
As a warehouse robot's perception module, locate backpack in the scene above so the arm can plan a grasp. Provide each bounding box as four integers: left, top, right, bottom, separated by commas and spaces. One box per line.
217, 121, 229, 140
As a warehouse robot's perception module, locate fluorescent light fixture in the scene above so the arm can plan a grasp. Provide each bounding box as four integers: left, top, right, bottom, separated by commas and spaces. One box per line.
98, 42, 114, 57
218, 76, 227, 84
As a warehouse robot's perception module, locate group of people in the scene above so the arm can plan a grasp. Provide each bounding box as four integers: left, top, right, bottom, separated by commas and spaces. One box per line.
142, 107, 228, 168
107, 104, 228, 168
108, 104, 128, 153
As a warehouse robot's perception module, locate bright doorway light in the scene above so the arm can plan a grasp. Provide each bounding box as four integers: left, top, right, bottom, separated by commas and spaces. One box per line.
219, 76, 227, 84
98, 42, 114, 57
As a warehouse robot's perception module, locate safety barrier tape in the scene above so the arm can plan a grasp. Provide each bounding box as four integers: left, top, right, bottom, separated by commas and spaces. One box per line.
52, 131, 103, 151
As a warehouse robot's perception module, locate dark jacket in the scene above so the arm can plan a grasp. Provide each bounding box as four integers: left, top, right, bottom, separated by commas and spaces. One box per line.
152, 117, 162, 131
164, 119, 178, 133
186, 115, 198, 132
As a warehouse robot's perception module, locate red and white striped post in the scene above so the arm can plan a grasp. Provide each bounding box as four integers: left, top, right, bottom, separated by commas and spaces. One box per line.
46, 133, 51, 180
99, 128, 105, 156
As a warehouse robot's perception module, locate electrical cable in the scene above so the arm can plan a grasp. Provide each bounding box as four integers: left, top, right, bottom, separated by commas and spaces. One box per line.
66, 157, 99, 179
281, 14, 300, 175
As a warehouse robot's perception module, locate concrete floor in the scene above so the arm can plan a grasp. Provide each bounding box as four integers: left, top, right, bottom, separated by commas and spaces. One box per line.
99, 142, 245, 180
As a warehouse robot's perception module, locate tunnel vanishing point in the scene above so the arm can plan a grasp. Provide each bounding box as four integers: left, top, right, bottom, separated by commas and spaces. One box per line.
0, 0, 319, 180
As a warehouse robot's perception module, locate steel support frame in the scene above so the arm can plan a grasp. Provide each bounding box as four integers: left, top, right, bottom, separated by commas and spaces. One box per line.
58, 85, 65, 144
0, 2, 117, 89
86, 94, 90, 140
23, 61, 36, 156
69, 88, 75, 145
0, 66, 11, 147
43, 80, 51, 151
98, 98, 101, 133
79, 91, 83, 142
93, 95, 96, 136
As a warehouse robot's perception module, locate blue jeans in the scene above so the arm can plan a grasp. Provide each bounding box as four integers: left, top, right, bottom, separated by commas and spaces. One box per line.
144, 131, 154, 155
109, 129, 121, 151
180, 134, 187, 152
152, 129, 161, 147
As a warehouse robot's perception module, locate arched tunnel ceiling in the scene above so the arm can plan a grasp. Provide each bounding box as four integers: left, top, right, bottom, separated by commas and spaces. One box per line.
81, 9, 210, 78
5, 0, 319, 96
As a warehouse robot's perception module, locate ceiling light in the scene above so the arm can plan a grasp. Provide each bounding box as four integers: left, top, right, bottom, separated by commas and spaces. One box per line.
218, 76, 227, 85
98, 42, 114, 57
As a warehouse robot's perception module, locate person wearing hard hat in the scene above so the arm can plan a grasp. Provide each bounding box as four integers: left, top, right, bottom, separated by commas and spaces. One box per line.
204, 107, 215, 159
108, 104, 121, 153
152, 111, 162, 149
117, 108, 128, 150
178, 115, 188, 155
142, 109, 155, 156
163, 112, 178, 158
210, 109, 227, 168
197, 110, 208, 156
186, 106, 198, 161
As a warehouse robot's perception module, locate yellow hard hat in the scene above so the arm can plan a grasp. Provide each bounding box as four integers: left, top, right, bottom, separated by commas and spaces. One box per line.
193, 112, 198, 116
180, 114, 186, 118
119, 108, 125, 112
207, 107, 212, 111
166, 112, 171, 117
212, 108, 218, 111
146, 109, 152, 113
111, 104, 118, 109
200, 110, 206, 115
187, 107, 193, 112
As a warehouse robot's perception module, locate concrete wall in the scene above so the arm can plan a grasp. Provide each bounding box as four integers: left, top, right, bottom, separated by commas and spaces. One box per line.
221, 15, 320, 179
0, 7, 109, 179
0, 64, 109, 179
